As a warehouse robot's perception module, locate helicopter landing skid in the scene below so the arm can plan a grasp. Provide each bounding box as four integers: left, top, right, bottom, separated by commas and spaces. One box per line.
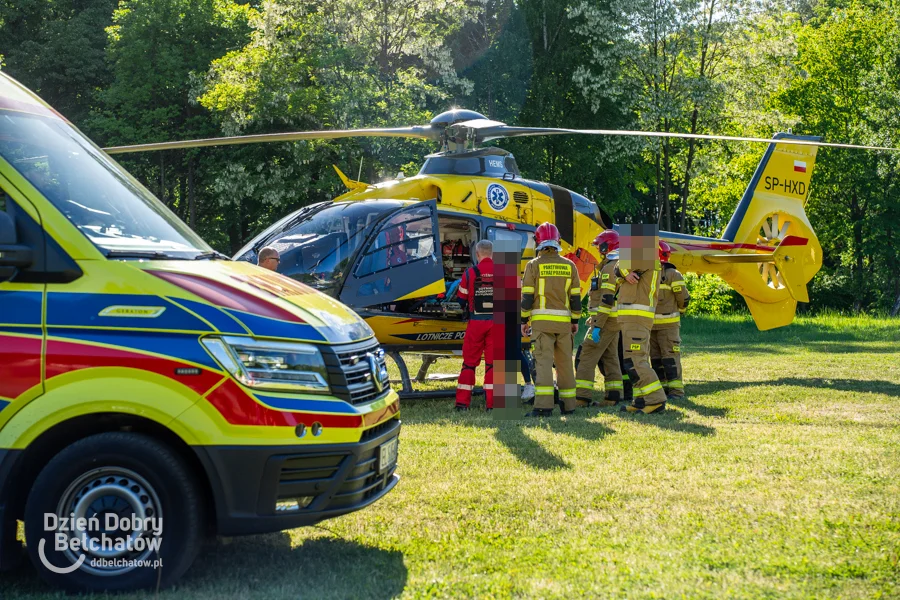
387, 351, 483, 400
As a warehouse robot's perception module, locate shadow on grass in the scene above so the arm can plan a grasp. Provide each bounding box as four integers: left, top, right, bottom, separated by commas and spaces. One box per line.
668, 395, 730, 418
685, 316, 900, 355
404, 399, 620, 470
687, 377, 900, 399
0, 535, 407, 600
185, 534, 406, 599
690, 342, 900, 355
493, 415, 616, 470
404, 399, 719, 469
612, 405, 717, 436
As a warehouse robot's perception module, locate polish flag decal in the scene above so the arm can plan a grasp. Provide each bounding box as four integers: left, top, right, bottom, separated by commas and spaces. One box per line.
794, 160, 807, 173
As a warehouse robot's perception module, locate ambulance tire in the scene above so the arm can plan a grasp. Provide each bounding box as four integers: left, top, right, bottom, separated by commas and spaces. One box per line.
24, 432, 203, 593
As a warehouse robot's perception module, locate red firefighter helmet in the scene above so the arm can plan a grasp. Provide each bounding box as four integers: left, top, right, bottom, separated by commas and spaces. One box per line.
592, 229, 620, 254
658, 240, 672, 261
535, 222, 561, 251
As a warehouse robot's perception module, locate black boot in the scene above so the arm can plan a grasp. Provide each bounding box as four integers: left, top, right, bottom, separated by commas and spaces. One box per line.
525, 408, 554, 418
454, 403, 469, 411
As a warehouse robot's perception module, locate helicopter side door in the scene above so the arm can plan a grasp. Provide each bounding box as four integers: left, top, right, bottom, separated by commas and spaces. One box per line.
340, 200, 444, 309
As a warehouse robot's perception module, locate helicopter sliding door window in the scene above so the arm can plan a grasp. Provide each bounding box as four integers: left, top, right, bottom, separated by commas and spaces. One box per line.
486, 227, 531, 261
342, 200, 444, 308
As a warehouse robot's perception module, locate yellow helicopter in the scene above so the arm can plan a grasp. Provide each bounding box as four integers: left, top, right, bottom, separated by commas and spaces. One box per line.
105, 109, 894, 394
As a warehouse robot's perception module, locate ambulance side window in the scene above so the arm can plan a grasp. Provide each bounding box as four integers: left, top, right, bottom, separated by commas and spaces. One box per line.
0, 185, 82, 282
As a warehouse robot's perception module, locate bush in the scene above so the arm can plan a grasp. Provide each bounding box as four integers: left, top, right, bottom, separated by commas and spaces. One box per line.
683, 273, 744, 315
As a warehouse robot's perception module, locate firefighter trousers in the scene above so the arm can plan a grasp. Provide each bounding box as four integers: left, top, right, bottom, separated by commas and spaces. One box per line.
650, 326, 683, 398
620, 321, 667, 407
456, 319, 494, 408
532, 328, 576, 411
575, 327, 623, 402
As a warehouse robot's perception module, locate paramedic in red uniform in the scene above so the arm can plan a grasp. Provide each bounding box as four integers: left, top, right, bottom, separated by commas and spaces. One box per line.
455, 240, 495, 411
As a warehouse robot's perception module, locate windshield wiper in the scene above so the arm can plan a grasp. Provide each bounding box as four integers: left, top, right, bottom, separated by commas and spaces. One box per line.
193, 251, 230, 260
105, 250, 185, 260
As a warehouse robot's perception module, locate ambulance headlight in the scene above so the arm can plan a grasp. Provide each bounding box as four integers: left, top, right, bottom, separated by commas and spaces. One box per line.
203, 336, 330, 393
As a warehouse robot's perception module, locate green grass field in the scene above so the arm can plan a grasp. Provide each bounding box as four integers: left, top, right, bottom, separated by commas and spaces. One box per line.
4, 314, 899, 598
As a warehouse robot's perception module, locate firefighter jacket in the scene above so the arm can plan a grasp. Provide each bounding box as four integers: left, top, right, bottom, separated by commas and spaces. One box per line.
458, 257, 494, 321
521, 249, 582, 333
615, 262, 661, 327
653, 263, 690, 330
586, 257, 619, 330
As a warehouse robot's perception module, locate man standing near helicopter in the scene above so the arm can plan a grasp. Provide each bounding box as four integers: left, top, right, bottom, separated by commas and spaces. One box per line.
574, 230, 624, 407
521, 223, 582, 417
651, 241, 690, 401
616, 227, 668, 413
455, 240, 495, 411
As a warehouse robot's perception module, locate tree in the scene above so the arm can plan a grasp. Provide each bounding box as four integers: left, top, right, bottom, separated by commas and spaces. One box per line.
87, 0, 253, 248
571, 0, 738, 230
198, 0, 475, 250
0, 0, 117, 126
774, 2, 900, 312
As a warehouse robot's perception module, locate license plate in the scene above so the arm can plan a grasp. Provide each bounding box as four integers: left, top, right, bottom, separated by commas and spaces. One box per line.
378, 437, 399, 474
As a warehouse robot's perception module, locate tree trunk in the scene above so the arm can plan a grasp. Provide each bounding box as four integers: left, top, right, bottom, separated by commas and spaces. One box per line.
663, 137, 672, 231
179, 172, 187, 222
159, 153, 166, 205
891, 290, 900, 317
851, 193, 864, 312
188, 158, 196, 229
655, 148, 663, 225
680, 111, 699, 233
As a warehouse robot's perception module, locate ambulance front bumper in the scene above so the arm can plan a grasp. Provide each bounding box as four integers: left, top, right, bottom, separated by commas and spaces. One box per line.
194, 417, 401, 536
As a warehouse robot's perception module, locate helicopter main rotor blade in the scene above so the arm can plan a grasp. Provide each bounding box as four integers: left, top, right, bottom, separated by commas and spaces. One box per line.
469, 124, 900, 152
103, 126, 440, 154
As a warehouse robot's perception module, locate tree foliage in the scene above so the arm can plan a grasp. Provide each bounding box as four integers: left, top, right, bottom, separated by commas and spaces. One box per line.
1, 0, 899, 313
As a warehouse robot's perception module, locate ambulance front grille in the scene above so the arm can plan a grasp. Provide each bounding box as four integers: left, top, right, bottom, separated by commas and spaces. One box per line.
322, 339, 391, 406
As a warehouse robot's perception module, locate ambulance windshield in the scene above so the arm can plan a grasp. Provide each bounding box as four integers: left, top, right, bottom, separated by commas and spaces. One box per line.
0, 110, 212, 259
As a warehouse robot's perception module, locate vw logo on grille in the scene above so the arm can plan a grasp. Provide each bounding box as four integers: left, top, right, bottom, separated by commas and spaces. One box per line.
366, 353, 384, 392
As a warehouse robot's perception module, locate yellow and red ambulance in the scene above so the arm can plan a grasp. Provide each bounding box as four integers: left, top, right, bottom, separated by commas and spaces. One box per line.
0, 72, 400, 592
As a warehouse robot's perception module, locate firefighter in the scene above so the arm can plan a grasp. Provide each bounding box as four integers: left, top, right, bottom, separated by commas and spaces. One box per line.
521, 223, 582, 417
574, 230, 624, 407
651, 240, 690, 400
616, 240, 668, 413
455, 240, 495, 411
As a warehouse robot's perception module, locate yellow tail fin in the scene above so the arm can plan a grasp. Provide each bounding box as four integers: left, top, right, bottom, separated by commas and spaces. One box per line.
716, 134, 824, 329
333, 165, 368, 191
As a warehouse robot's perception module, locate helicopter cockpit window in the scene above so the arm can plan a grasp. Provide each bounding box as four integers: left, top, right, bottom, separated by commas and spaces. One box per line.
243, 201, 404, 297
356, 206, 434, 277
356, 207, 434, 277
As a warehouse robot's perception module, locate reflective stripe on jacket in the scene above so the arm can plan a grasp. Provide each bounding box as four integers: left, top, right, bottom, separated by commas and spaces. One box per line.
615, 262, 660, 326
653, 263, 690, 329
522, 250, 582, 326
587, 257, 619, 330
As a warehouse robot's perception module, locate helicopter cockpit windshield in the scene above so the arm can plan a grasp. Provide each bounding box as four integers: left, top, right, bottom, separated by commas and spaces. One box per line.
237, 200, 410, 297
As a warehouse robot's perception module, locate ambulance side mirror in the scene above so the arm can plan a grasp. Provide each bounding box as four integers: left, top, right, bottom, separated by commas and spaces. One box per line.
0, 211, 34, 282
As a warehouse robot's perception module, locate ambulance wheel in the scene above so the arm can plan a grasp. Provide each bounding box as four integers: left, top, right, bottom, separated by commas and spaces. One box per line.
24, 432, 203, 593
